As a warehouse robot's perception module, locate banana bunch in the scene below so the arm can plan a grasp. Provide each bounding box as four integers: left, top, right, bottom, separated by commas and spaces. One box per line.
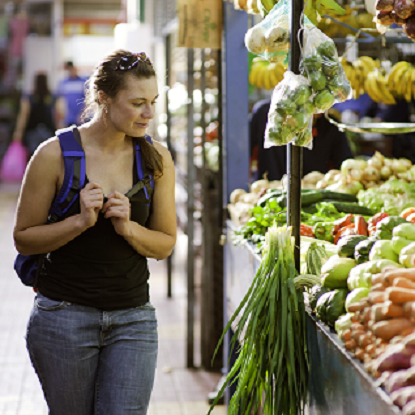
233, 0, 279, 15
387, 61, 415, 103
249, 59, 286, 90
365, 70, 397, 105
341, 56, 380, 99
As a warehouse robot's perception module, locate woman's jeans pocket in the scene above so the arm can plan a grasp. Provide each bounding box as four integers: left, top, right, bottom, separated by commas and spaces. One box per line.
35, 293, 70, 311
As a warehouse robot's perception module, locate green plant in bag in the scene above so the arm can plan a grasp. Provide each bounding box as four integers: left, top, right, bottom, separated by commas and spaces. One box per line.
314, 90, 335, 111
310, 71, 327, 90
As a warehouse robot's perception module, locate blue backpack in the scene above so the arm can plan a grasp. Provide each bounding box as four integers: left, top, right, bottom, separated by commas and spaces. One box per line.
14, 125, 154, 287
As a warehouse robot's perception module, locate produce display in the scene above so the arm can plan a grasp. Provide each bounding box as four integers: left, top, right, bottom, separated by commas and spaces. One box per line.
341, 59, 415, 104
209, 225, 308, 415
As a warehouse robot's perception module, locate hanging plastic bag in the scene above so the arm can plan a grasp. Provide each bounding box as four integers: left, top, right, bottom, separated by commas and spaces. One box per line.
0, 141, 28, 182
244, 0, 291, 64
301, 26, 351, 113
265, 71, 314, 148
292, 117, 314, 148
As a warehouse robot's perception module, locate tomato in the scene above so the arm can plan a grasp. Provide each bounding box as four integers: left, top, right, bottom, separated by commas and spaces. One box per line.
401, 208, 415, 220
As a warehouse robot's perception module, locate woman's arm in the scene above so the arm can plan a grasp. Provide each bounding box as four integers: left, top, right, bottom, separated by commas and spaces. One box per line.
12, 97, 30, 142
102, 143, 177, 260
13, 140, 104, 255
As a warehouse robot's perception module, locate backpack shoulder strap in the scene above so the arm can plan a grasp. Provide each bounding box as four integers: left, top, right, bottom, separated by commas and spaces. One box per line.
49, 125, 86, 222
134, 135, 155, 202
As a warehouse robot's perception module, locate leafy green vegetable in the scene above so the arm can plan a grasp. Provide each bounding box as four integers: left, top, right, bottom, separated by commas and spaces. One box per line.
373, 216, 407, 240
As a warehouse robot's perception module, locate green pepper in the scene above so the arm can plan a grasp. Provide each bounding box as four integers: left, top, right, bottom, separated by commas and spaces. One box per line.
314, 90, 335, 111
313, 222, 334, 243
310, 71, 327, 91
303, 54, 323, 71
292, 85, 312, 106
317, 41, 337, 58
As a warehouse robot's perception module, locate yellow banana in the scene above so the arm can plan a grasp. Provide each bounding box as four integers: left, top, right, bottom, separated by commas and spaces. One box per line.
377, 73, 397, 105
365, 72, 382, 103
263, 68, 272, 90
359, 56, 377, 72
403, 68, 413, 102
267, 63, 279, 87
411, 68, 415, 101
388, 62, 411, 92
249, 62, 265, 87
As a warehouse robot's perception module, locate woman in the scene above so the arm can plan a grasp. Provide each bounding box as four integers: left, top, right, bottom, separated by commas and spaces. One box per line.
12, 72, 56, 157
13, 50, 176, 414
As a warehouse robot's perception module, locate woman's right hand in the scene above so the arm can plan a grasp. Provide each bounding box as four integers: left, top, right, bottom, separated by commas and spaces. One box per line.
78, 182, 104, 229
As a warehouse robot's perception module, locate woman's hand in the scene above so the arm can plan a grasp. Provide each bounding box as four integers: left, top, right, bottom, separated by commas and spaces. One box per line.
101, 191, 131, 237
79, 182, 104, 229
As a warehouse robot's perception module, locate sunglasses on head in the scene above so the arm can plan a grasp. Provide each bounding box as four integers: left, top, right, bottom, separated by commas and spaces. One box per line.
116, 53, 152, 71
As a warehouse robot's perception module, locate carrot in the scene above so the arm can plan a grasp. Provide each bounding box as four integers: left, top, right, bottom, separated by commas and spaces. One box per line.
387, 287, 415, 304
371, 283, 386, 292
358, 333, 372, 348
407, 213, 415, 224
351, 313, 359, 323
384, 269, 415, 286
368, 291, 387, 305
363, 308, 372, 323
400, 328, 415, 337
393, 277, 415, 290
367, 320, 374, 331
372, 273, 384, 286
372, 319, 414, 341
359, 298, 370, 310
375, 338, 388, 347
348, 303, 360, 313
372, 304, 389, 322
344, 339, 356, 351
382, 301, 405, 318
403, 302, 415, 318
341, 329, 352, 342
351, 322, 364, 331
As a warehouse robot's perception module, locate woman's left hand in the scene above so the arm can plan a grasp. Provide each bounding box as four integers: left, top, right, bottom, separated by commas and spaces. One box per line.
102, 191, 131, 237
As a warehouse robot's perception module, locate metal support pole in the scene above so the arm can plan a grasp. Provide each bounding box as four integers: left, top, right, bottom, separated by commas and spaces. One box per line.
165, 34, 173, 298
222, 2, 249, 404
186, 48, 195, 369
287, 0, 304, 271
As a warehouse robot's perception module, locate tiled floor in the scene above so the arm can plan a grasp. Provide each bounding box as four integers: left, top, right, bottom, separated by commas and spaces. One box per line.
0, 182, 226, 415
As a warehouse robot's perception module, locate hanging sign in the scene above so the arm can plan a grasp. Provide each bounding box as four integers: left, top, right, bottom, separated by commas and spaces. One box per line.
177, 0, 223, 49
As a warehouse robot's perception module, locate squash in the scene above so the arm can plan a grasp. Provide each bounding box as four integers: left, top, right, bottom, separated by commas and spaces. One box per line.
337, 235, 368, 258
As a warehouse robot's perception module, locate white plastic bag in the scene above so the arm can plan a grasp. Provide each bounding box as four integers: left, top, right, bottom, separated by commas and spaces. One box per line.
244, 0, 291, 64
265, 71, 314, 148
301, 26, 351, 113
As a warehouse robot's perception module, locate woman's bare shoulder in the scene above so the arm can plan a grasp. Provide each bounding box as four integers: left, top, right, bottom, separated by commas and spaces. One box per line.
28, 137, 63, 176
152, 140, 173, 167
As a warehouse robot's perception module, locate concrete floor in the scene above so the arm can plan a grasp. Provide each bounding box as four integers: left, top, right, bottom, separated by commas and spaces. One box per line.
0, 182, 226, 415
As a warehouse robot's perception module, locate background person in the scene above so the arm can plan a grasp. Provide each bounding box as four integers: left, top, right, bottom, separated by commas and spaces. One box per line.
13, 50, 176, 415
12, 72, 56, 157
55, 60, 87, 128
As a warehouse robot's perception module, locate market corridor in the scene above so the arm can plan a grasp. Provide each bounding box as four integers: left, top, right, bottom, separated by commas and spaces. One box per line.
0, 183, 225, 415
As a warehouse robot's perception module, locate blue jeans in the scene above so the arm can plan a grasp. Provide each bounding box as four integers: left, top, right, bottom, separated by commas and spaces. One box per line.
26, 292, 158, 415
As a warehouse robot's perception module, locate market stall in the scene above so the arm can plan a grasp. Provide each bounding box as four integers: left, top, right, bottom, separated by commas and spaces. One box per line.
218, 0, 415, 413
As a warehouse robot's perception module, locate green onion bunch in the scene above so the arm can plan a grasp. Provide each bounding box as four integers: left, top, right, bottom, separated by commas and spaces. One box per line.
209, 224, 309, 415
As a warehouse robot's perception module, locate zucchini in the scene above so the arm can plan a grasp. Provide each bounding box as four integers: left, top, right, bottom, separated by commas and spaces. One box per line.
329, 202, 374, 216
318, 190, 358, 203
337, 235, 368, 258
278, 190, 323, 208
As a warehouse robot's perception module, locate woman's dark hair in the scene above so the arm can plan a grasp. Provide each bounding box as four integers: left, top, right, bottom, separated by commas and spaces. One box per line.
34, 73, 50, 99
83, 49, 163, 178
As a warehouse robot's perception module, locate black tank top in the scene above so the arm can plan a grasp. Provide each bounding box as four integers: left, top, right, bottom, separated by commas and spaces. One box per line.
38, 136, 153, 311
